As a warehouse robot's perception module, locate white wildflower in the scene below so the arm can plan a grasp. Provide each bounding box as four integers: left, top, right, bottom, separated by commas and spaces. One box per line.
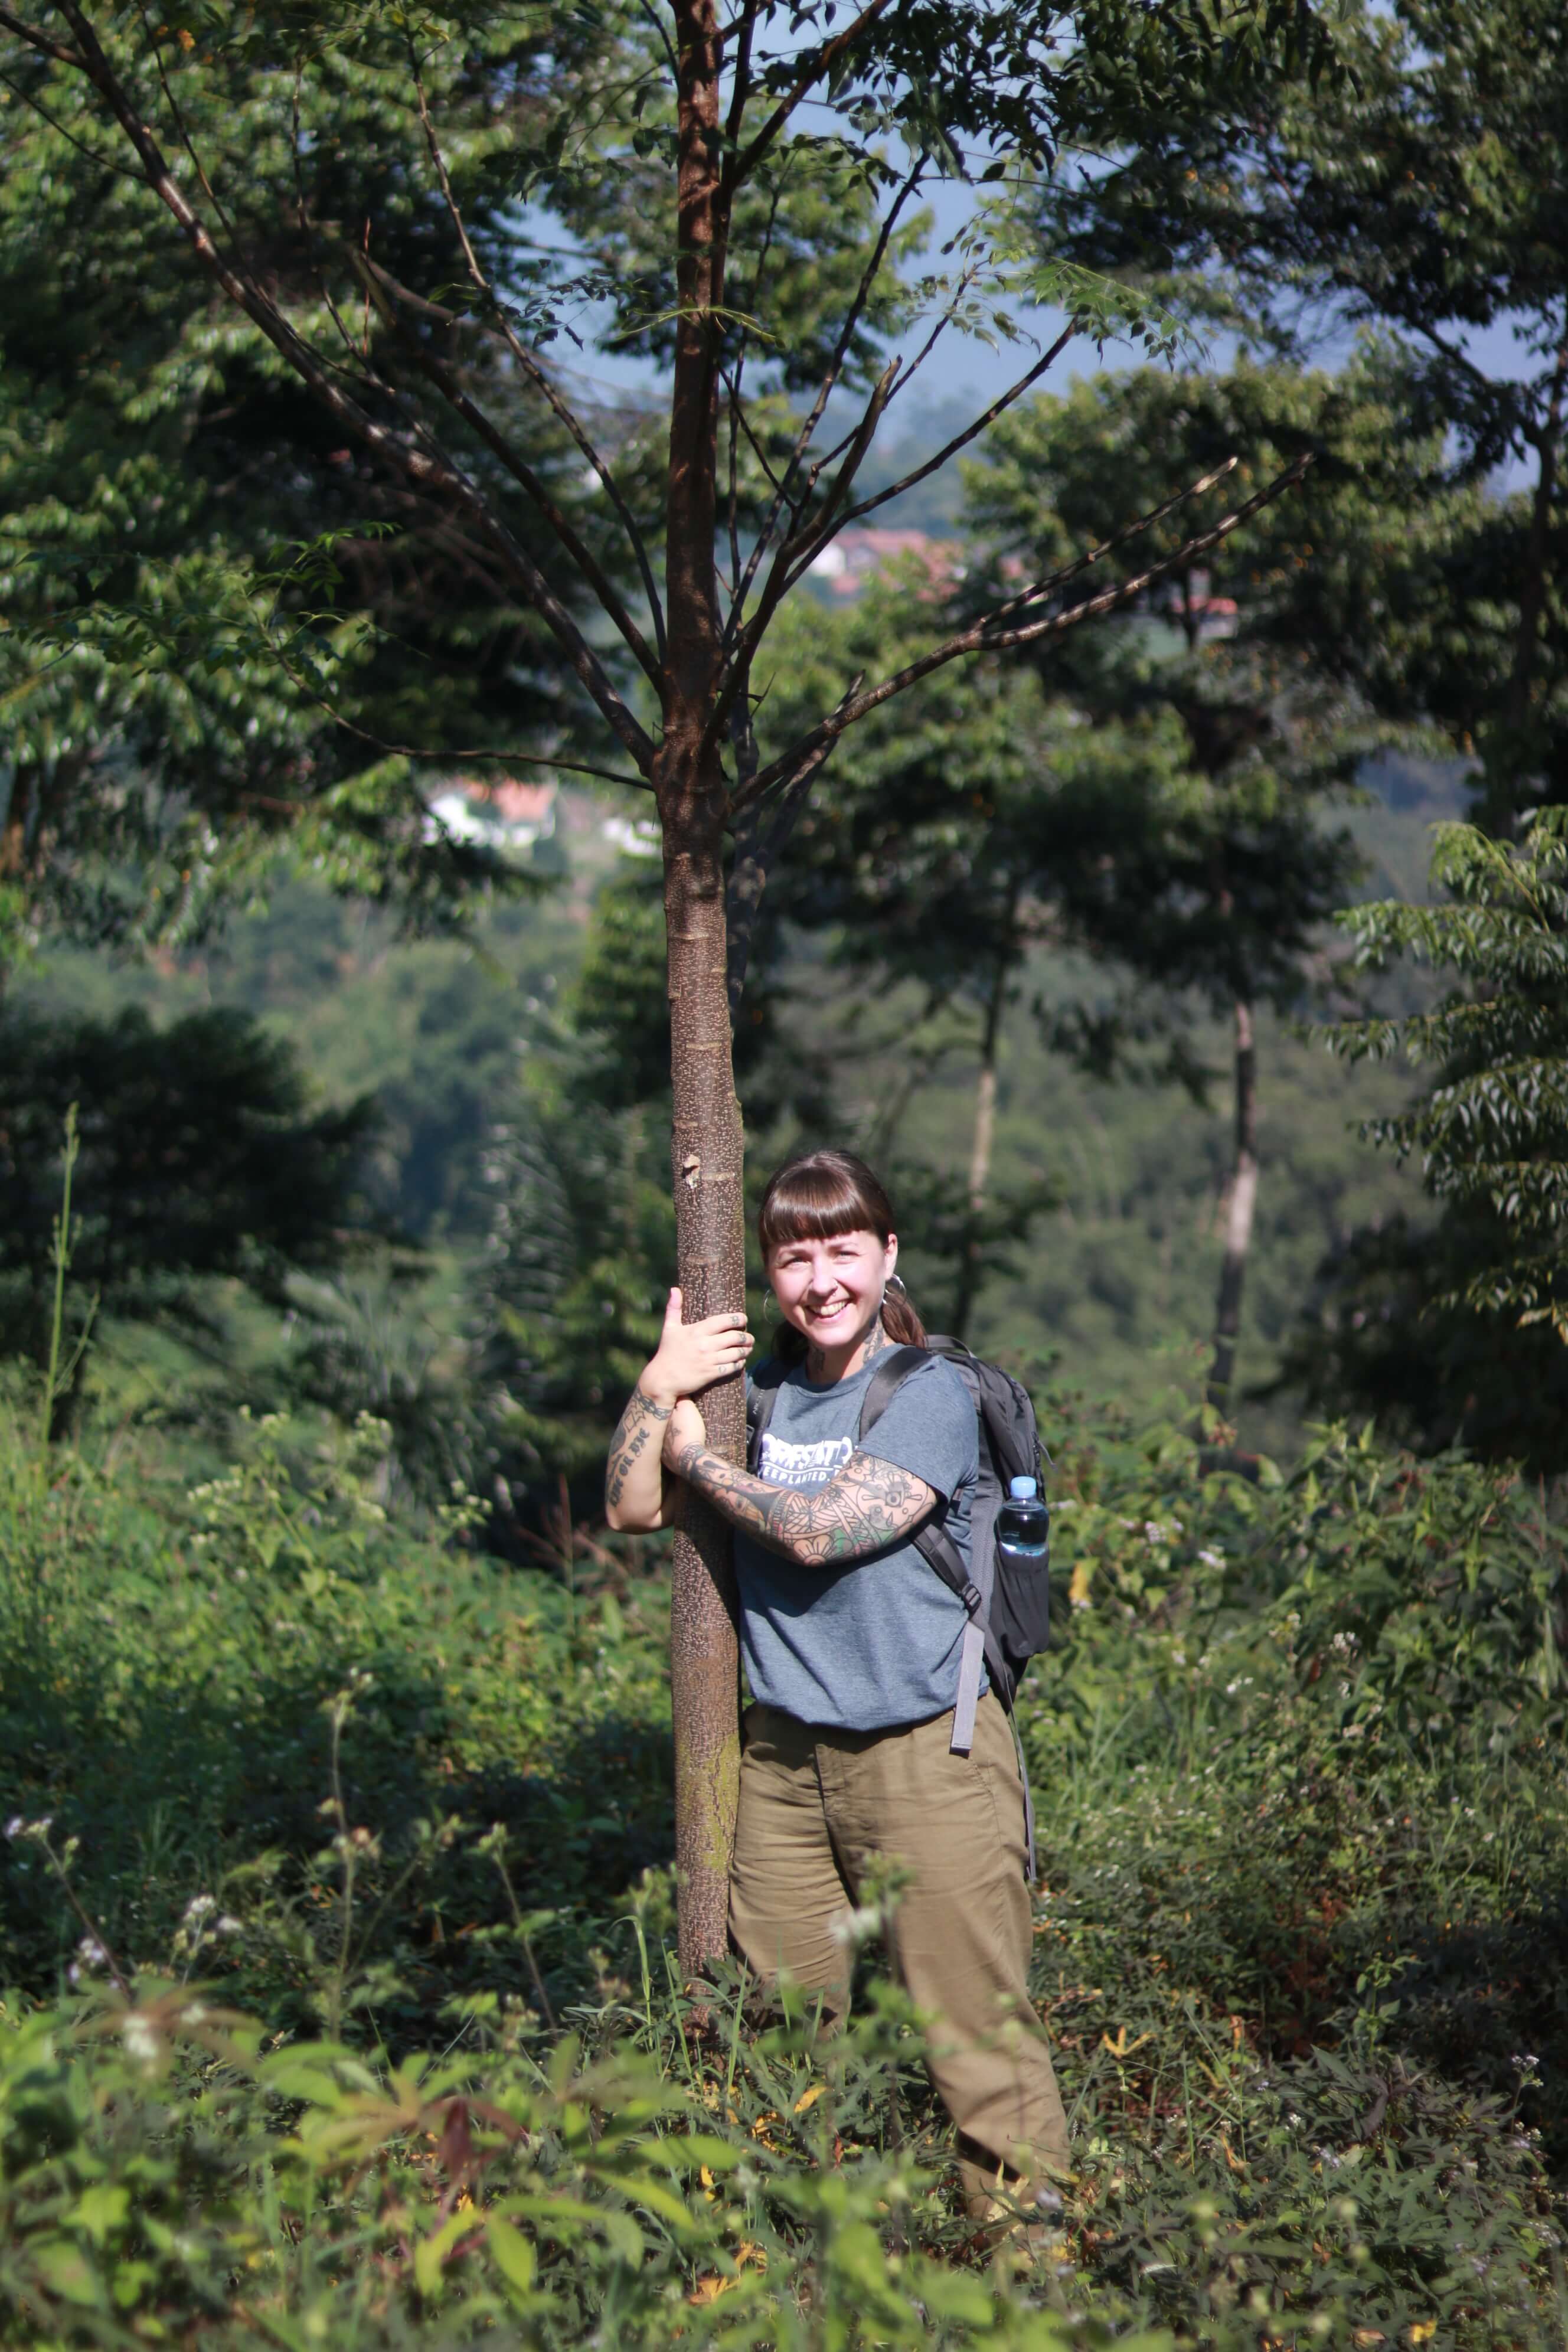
122, 2013, 159, 2066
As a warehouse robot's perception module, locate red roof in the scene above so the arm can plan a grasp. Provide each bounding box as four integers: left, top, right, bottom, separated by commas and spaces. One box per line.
448, 778, 558, 824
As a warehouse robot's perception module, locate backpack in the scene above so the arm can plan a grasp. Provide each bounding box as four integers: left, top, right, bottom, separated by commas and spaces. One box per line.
746, 1335, 1051, 1762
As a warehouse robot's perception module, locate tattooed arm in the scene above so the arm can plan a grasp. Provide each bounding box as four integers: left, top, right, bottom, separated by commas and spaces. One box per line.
605, 1386, 675, 1531
605, 1286, 755, 1530
662, 1420, 938, 1567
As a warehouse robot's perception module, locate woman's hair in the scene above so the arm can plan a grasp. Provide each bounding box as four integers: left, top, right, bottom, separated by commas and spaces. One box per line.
757, 1148, 927, 1365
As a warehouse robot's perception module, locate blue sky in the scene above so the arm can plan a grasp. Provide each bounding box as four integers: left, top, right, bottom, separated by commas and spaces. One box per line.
544, 169, 1546, 496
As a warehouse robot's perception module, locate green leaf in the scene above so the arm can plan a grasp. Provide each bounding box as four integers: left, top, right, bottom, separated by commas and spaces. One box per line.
413, 2209, 472, 2300
485, 2213, 536, 2298
69, 2181, 129, 2245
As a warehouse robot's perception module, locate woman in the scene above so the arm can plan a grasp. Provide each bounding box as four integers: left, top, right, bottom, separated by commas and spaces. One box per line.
605, 1148, 1069, 2224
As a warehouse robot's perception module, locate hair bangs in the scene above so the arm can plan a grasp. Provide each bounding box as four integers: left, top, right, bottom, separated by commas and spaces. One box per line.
757, 1149, 893, 1261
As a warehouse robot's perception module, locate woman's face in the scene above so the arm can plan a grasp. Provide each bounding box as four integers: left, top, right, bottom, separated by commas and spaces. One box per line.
767, 1226, 897, 1356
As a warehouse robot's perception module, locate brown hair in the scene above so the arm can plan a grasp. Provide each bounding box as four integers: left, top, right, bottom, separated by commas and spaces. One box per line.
757, 1149, 927, 1366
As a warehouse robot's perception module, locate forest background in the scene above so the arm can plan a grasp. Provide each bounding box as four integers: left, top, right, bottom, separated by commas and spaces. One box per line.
1, 0, 1567, 2341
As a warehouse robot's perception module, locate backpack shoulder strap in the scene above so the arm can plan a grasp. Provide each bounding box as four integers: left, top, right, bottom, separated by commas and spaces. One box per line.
857, 1344, 930, 1444
857, 1348, 969, 1596
857, 1345, 1012, 1740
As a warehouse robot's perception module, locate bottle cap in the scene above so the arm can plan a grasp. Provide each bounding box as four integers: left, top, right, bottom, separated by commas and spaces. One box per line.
1009, 1475, 1038, 1498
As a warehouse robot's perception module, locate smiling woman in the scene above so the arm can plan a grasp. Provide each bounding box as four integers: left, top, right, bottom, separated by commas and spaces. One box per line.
605, 1146, 1071, 2236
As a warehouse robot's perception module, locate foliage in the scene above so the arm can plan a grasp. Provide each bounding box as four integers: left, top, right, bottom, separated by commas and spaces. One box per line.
1269, 1208, 1568, 1476
1030, 0, 1568, 827
0, 2, 581, 965
963, 361, 1377, 1021
1281, 811, 1568, 1468
281, 1255, 484, 1517
1325, 812, 1568, 1329
474, 1093, 676, 1497
0, 1357, 1564, 2343
0, 1007, 380, 1423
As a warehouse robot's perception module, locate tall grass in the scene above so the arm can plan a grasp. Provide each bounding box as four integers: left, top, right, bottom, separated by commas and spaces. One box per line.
0, 1362, 1564, 2345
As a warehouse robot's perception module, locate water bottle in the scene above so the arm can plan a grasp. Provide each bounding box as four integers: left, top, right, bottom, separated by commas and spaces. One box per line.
997, 1474, 1048, 1560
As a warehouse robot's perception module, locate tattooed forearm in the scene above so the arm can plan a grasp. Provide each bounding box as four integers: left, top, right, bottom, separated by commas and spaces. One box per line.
606, 1387, 672, 1512
668, 1442, 936, 1567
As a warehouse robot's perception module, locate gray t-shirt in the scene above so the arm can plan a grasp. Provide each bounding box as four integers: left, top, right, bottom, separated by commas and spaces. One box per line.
736, 1353, 979, 1732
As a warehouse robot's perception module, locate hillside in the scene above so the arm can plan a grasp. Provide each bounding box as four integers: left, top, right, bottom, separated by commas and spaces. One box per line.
13, 765, 1465, 1464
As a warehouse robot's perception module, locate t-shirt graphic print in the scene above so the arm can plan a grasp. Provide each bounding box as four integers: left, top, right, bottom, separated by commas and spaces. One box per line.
736, 1351, 979, 1733
756, 1432, 852, 1487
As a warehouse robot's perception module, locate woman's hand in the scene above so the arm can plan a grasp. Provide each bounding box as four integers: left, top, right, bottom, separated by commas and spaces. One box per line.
638, 1287, 752, 1407
663, 1397, 707, 1471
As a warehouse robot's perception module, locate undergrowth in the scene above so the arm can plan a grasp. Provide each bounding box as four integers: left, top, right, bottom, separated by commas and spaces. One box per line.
1, 1382, 1564, 2347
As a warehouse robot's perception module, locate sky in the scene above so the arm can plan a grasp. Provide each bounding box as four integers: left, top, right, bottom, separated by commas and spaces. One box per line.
541, 168, 1546, 497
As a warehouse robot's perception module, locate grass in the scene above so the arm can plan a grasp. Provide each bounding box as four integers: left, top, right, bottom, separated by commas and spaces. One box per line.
0, 1381, 1564, 2347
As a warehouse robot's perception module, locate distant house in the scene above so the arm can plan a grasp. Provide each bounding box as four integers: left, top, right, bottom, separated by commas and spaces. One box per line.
1172, 570, 1240, 643
426, 778, 558, 854
808, 527, 961, 599
1194, 595, 1239, 642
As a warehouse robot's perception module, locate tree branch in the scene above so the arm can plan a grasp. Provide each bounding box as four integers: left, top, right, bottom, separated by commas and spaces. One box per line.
347, 250, 663, 688
722, 0, 758, 148
726, 0, 894, 188
723, 152, 925, 649
876, 260, 982, 414
408, 53, 667, 664
739, 456, 1313, 806
35, 0, 654, 776
0, 60, 136, 173
706, 356, 894, 750
0, 3, 82, 65
714, 316, 1080, 744
977, 455, 1240, 634
788, 318, 1079, 572
724, 674, 861, 1018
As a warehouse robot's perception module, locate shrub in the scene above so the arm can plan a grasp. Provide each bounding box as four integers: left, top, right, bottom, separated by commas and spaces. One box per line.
0, 1386, 1563, 2344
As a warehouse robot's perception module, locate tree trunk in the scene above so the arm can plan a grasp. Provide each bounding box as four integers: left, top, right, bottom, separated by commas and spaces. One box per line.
660, 773, 746, 1977
1207, 995, 1257, 1410
952, 925, 1012, 1343
663, 0, 743, 1978
0, 762, 33, 886
1502, 346, 1566, 806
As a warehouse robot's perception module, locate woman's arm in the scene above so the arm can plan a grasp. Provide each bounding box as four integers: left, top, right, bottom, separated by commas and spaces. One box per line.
605, 1386, 675, 1530
662, 1404, 937, 1566
605, 1288, 753, 1531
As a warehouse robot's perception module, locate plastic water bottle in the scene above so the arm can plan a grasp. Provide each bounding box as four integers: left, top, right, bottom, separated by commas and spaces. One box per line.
997, 1474, 1048, 1560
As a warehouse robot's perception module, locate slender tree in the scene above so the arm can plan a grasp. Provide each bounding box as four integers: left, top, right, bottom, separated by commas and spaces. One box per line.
1030, 0, 1568, 827
968, 362, 1396, 1404
0, 0, 1328, 1964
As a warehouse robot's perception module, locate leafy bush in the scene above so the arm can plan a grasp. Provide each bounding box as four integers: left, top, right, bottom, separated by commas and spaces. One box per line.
1, 1385, 1564, 2346
1293, 809, 1568, 1473
0, 1007, 381, 1425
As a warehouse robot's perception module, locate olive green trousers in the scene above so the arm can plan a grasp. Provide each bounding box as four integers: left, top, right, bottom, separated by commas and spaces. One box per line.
729, 1693, 1070, 2210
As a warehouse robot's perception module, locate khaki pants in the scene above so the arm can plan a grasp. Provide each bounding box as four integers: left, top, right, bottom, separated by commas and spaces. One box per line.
729, 1693, 1070, 2210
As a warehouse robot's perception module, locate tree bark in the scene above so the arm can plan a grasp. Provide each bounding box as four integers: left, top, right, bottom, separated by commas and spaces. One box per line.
0, 762, 34, 885
662, 0, 744, 1978
1207, 995, 1257, 1409
952, 919, 1013, 1343
1503, 345, 1566, 798
660, 774, 746, 1977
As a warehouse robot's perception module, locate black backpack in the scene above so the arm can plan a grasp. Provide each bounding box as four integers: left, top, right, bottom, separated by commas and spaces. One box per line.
746, 1335, 1051, 1756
